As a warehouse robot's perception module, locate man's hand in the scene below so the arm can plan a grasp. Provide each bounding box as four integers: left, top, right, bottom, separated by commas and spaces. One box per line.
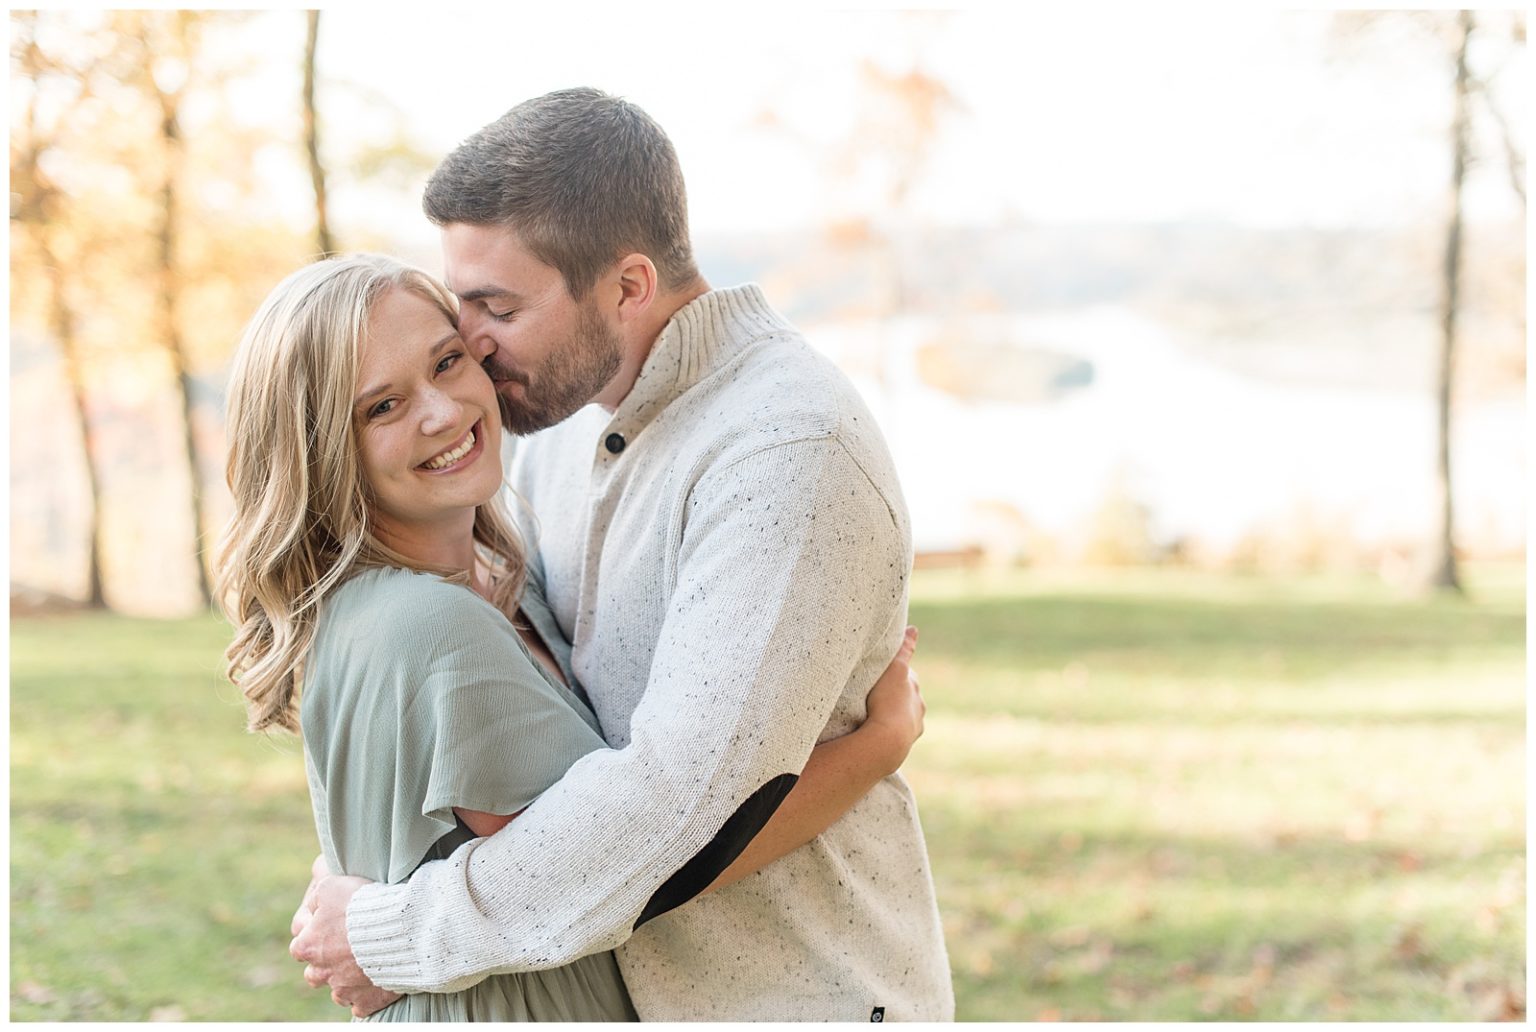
288, 873, 402, 1018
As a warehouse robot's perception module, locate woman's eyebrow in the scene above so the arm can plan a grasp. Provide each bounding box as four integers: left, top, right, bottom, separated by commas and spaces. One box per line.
354, 331, 461, 409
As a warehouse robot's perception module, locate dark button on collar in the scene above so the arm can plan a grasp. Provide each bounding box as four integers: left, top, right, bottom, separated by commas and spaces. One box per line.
604, 432, 626, 454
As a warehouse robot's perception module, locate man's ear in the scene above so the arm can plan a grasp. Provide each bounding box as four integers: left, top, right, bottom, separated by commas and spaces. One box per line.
612, 253, 658, 324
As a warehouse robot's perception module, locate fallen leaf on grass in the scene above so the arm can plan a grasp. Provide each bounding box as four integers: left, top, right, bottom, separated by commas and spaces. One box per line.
1053, 925, 1092, 948
16, 981, 57, 1005
1249, 944, 1276, 986
1476, 987, 1525, 1022
148, 1005, 187, 1021
1343, 810, 1377, 842
1035, 1007, 1062, 1022
1074, 940, 1114, 975
1446, 962, 1481, 997
1393, 925, 1424, 962
1266, 827, 1300, 848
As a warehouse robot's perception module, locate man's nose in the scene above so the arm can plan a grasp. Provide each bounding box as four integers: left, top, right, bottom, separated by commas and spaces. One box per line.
457, 307, 496, 362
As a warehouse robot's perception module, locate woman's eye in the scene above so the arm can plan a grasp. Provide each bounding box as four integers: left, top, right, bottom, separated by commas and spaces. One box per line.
436, 352, 462, 374
488, 309, 514, 322
369, 398, 396, 418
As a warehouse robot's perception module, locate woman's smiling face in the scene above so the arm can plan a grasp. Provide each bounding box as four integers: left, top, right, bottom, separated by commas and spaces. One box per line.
353, 286, 503, 544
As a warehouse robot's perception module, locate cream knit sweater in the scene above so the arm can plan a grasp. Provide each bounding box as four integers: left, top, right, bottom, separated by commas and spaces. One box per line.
346, 285, 954, 1021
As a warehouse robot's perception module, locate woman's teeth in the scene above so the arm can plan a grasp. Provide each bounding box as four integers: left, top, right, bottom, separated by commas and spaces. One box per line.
422, 429, 475, 470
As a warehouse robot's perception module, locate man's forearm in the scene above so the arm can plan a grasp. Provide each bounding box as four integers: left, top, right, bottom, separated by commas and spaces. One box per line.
343, 744, 802, 993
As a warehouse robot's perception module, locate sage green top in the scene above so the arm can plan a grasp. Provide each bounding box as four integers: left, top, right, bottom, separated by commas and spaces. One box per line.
301, 564, 636, 1022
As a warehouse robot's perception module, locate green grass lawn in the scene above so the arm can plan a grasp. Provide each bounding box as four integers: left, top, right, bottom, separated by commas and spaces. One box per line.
10, 565, 1526, 1020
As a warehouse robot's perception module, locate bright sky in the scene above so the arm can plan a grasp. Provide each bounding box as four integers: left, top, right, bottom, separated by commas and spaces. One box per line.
208, 7, 1525, 250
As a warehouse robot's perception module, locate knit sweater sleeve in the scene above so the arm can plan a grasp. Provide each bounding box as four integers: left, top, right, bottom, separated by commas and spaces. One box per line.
344, 435, 908, 993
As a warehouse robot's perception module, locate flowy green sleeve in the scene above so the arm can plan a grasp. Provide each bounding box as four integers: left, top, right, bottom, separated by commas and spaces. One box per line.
414, 643, 608, 827
366, 574, 610, 884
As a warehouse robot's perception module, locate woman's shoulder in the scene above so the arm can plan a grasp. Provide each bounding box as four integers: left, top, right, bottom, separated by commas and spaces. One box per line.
321, 566, 508, 646
329, 565, 490, 610
306, 566, 529, 720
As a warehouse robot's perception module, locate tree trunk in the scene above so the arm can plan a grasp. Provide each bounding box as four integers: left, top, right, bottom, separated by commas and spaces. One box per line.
303, 10, 333, 255
1428, 10, 1471, 594
14, 20, 110, 609
43, 239, 109, 609
154, 47, 215, 609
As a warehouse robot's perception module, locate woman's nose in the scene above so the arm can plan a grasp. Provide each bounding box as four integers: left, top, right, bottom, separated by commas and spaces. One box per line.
419, 386, 462, 436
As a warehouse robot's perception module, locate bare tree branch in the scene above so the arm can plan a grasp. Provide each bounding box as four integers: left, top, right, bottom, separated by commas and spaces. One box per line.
1471, 78, 1526, 210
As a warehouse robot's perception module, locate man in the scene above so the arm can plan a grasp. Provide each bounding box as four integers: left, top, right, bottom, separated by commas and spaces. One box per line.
290, 87, 954, 1021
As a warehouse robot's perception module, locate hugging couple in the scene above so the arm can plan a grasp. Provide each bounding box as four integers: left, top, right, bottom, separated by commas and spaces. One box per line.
217, 87, 954, 1022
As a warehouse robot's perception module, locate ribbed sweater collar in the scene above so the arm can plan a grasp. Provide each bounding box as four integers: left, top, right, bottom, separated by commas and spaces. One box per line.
606, 284, 792, 438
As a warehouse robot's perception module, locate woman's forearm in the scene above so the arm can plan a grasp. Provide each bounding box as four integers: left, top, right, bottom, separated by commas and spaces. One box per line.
701, 722, 903, 894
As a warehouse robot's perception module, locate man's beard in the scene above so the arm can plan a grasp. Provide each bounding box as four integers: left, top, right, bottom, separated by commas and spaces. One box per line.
489, 302, 623, 436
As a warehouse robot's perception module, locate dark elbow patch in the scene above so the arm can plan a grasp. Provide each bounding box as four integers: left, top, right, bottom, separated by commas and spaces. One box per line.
633, 772, 798, 928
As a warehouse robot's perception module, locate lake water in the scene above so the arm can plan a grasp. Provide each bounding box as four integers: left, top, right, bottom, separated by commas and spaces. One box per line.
813, 307, 1524, 561
10, 306, 1523, 612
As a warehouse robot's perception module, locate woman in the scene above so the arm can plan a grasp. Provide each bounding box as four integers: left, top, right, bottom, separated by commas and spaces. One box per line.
216, 254, 925, 1022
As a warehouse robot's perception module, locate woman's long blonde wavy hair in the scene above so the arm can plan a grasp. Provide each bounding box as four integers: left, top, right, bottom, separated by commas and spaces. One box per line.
216, 253, 526, 734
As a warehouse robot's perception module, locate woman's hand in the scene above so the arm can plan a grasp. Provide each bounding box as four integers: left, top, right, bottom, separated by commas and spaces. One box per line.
862, 626, 924, 776
701, 625, 926, 894
290, 852, 331, 937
